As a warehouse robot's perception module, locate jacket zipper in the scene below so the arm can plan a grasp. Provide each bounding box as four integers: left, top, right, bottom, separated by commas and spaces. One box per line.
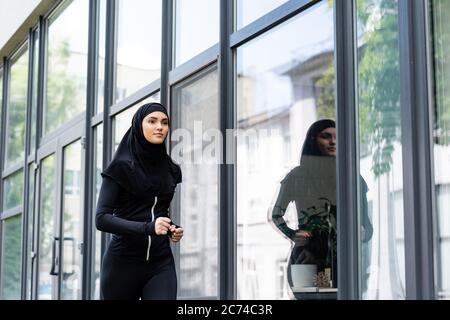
146, 196, 157, 261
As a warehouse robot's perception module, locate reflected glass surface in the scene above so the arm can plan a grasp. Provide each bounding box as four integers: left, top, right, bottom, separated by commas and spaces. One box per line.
26, 164, 36, 299
61, 141, 83, 300
6, 49, 28, 167
45, 0, 88, 134
236, 0, 289, 30
356, 0, 405, 299
113, 93, 160, 152
30, 31, 39, 153
0, 68, 3, 138
92, 124, 103, 299
236, 2, 335, 299
116, 0, 161, 103
38, 155, 56, 300
0, 215, 23, 299
174, 0, 219, 67
431, 0, 450, 300
172, 67, 219, 298
97, 0, 106, 114
3, 170, 24, 211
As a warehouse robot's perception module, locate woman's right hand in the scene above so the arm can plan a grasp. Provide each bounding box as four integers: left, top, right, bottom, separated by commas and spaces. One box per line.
293, 230, 312, 246
155, 217, 171, 235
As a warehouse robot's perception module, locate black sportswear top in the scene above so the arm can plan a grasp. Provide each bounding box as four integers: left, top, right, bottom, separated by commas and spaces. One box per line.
96, 175, 177, 261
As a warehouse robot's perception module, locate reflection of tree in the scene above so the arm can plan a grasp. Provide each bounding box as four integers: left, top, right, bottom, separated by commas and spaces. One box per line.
432, 0, 450, 145
317, 0, 400, 177
8, 52, 28, 165
45, 40, 77, 133
5, 171, 24, 210
2, 216, 22, 299
357, 0, 400, 176
40, 156, 56, 262
316, 62, 335, 119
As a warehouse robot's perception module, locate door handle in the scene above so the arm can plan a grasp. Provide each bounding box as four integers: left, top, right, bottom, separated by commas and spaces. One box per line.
50, 236, 60, 276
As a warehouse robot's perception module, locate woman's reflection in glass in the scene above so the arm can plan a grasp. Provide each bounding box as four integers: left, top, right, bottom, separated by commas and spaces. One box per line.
271, 119, 337, 296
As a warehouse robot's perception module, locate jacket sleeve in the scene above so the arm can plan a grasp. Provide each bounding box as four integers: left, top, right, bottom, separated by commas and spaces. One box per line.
271, 173, 297, 240
95, 176, 156, 235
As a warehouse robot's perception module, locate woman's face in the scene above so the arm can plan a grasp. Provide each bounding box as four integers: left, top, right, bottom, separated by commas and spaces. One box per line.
316, 127, 336, 157
142, 111, 169, 144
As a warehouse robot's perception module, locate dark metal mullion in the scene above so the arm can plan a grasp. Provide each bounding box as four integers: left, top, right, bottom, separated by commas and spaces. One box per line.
82, 0, 99, 301
100, 0, 117, 292
21, 29, 35, 300
398, 0, 435, 300
0, 58, 9, 296
56, 142, 63, 300
219, 0, 234, 300
334, 0, 359, 300
161, 0, 173, 108
32, 16, 47, 300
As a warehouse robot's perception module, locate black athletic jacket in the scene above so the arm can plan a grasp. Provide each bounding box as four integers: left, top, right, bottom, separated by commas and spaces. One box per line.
96, 176, 177, 261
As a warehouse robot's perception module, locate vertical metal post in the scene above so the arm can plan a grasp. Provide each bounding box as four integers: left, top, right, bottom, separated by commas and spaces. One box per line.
398, 0, 435, 300
219, 0, 235, 300
82, 0, 99, 300
334, 0, 359, 300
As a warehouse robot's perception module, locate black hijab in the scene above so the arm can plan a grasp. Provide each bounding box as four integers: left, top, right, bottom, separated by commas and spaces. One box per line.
300, 119, 336, 158
101, 102, 182, 196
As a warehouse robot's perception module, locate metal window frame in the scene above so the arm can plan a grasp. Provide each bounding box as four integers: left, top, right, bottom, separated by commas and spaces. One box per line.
398, 0, 436, 300
21, 28, 37, 300
334, 0, 359, 300
82, 0, 99, 300
219, 0, 235, 300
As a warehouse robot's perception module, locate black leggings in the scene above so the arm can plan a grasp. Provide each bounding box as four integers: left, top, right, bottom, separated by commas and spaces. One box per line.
101, 249, 177, 300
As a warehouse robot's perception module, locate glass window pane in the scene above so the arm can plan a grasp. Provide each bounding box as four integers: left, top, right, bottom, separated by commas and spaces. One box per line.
45, 0, 89, 134
431, 0, 450, 300
116, 0, 161, 103
61, 140, 83, 300
5, 49, 28, 167
3, 170, 24, 211
0, 68, 3, 140
356, 0, 405, 299
26, 163, 36, 300
30, 31, 39, 153
172, 67, 219, 298
113, 93, 160, 152
38, 154, 56, 300
92, 124, 103, 299
236, 0, 289, 30
97, 0, 106, 114
174, 0, 219, 67
236, 2, 335, 300
0, 215, 23, 300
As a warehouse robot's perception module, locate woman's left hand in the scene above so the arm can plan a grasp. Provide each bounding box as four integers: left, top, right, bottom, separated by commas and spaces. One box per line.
169, 226, 184, 243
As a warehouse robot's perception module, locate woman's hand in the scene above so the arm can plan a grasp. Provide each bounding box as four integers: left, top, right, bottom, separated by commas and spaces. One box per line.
155, 217, 171, 235
293, 230, 312, 246
169, 226, 184, 243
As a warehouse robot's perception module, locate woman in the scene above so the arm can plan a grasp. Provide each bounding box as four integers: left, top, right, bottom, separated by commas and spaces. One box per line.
271, 119, 338, 289
96, 102, 184, 300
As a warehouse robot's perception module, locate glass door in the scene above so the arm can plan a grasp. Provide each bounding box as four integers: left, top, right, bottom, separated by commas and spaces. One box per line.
34, 123, 84, 300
